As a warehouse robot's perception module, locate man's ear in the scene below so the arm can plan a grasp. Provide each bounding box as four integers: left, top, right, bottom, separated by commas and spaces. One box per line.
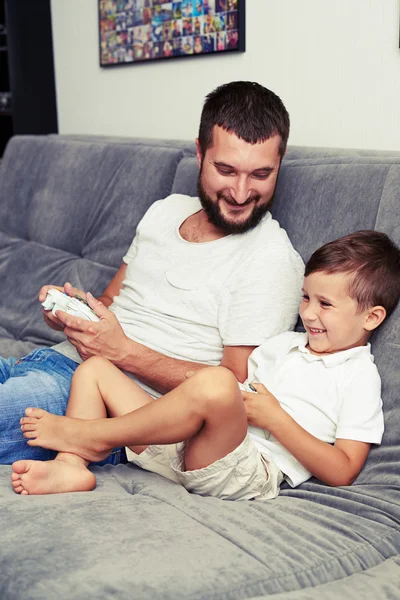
195, 138, 203, 169
364, 306, 386, 331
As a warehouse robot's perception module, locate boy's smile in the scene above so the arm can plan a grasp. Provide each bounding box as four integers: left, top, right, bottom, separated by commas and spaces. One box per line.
300, 271, 373, 355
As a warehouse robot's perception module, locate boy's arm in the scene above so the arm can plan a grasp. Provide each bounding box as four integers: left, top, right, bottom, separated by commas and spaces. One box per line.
243, 384, 371, 487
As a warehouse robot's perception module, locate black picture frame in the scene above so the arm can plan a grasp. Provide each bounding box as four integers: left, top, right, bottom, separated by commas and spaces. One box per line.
99, 0, 245, 67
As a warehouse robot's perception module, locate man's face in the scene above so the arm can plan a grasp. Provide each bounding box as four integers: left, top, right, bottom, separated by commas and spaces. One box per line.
196, 126, 282, 234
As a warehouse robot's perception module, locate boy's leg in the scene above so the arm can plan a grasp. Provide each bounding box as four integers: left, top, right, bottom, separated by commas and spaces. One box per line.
63, 356, 153, 454
11, 357, 154, 495
19, 366, 248, 471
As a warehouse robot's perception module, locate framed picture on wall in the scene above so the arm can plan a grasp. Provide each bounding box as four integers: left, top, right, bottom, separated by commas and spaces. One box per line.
98, 0, 245, 66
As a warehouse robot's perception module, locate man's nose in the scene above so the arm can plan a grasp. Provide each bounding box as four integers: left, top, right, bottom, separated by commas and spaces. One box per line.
230, 176, 250, 204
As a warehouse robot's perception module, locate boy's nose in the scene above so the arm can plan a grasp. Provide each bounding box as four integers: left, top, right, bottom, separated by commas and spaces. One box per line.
301, 304, 318, 321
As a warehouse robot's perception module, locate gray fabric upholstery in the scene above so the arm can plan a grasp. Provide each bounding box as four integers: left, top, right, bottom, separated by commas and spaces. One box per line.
0, 134, 399, 598
0, 136, 184, 357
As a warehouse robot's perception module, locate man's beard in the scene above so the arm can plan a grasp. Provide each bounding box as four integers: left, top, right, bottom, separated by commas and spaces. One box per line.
197, 176, 272, 235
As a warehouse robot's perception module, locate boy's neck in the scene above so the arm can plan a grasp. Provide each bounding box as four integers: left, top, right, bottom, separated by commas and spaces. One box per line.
306, 339, 370, 357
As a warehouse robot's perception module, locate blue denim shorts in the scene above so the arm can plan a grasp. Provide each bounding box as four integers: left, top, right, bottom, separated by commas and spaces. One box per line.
0, 347, 124, 465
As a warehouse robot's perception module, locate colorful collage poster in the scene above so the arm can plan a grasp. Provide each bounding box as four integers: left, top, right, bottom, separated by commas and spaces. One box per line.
99, 0, 244, 65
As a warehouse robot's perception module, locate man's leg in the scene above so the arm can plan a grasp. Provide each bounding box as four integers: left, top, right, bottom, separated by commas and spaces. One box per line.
0, 349, 78, 464
19, 366, 248, 471
11, 356, 154, 494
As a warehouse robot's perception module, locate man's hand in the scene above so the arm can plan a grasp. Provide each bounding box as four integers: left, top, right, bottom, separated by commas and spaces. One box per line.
55, 292, 131, 362
39, 282, 87, 332
241, 382, 283, 430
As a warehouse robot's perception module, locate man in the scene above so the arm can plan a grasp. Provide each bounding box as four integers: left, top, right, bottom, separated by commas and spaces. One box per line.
0, 81, 304, 464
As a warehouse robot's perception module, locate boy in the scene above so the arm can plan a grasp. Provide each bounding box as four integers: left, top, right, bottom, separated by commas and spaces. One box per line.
11, 231, 400, 499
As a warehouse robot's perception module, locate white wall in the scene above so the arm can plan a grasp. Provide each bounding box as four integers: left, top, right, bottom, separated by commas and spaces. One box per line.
51, 0, 400, 150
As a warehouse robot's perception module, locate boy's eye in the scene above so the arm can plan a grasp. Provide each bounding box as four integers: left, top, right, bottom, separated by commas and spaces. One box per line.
301, 294, 310, 301
320, 301, 332, 308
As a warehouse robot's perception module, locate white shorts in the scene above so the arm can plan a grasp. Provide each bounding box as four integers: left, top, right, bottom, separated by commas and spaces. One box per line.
125, 433, 283, 501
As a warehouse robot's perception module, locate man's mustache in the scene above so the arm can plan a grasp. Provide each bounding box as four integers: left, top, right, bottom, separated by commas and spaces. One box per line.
216, 192, 261, 207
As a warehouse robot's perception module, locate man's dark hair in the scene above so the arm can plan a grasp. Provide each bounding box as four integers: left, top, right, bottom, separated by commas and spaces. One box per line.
198, 81, 290, 158
305, 230, 400, 318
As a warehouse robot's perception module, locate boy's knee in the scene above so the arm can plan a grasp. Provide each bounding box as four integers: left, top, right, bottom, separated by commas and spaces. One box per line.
76, 356, 108, 376
192, 366, 239, 405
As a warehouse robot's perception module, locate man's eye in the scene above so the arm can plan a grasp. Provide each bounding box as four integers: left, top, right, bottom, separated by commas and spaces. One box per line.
252, 172, 270, 180
217, 168, 234, 176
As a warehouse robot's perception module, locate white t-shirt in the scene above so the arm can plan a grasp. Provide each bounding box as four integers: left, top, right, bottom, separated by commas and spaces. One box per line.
244, 332, 384, 487
56, 194, 304, 395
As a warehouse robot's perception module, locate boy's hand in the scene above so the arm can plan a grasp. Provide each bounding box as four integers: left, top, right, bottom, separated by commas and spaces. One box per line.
242, 382, 283, 429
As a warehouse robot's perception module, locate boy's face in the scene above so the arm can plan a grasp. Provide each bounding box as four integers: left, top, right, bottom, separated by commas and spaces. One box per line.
300, 271, 372, 355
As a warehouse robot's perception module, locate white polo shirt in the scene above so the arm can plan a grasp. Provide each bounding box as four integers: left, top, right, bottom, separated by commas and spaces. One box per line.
245, 332, 384, 487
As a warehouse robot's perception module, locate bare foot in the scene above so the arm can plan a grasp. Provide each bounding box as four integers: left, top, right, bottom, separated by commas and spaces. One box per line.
11, 456, 96, 495
20, 408, 110, 463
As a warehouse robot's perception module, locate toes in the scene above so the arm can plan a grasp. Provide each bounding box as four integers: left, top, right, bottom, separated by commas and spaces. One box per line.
20, 417, 38, 426
11, 462, 30, 494
11, 460, 31, 475
25, 407, 49, 419
13, 484, 24, 493
26, 439, 39, 446
21, 423, 38, 432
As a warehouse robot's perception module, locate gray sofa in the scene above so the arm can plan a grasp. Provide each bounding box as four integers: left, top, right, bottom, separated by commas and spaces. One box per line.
0, 134, 399, 599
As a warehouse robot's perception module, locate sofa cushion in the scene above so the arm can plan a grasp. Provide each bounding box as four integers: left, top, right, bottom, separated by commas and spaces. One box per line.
0, 136, 185, 356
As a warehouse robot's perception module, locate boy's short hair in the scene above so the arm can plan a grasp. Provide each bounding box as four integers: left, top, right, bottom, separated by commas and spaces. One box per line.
305, 230, 400, 318
198, 81, 290, 159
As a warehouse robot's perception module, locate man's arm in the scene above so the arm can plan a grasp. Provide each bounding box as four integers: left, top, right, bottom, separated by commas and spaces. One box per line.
243, 384, 371, 487
58, 295, 254, 394
220, 346, 256, 383
97, 263, 127, 307
113, 343, 255, 393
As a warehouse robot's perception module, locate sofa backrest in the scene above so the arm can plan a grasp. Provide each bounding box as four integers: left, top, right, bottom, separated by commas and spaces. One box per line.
0, 134, 399, 492
0, 135, 184, 355
0, 135, 185, 268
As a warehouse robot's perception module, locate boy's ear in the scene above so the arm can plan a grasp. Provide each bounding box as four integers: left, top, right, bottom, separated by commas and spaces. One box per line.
364, 306, 386, 331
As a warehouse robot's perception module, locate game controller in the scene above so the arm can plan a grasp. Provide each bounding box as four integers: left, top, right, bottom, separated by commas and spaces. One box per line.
239, 382, 258, 393
41, 289, 100, 322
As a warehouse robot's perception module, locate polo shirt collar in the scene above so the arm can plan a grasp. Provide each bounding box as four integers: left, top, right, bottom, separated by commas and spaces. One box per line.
288, 332, 373, 368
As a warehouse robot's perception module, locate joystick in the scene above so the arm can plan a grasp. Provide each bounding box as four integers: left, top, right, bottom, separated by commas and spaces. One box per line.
42, 289, 100, 322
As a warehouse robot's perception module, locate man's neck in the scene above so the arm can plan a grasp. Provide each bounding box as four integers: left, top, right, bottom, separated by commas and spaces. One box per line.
179, 209, 228, 243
